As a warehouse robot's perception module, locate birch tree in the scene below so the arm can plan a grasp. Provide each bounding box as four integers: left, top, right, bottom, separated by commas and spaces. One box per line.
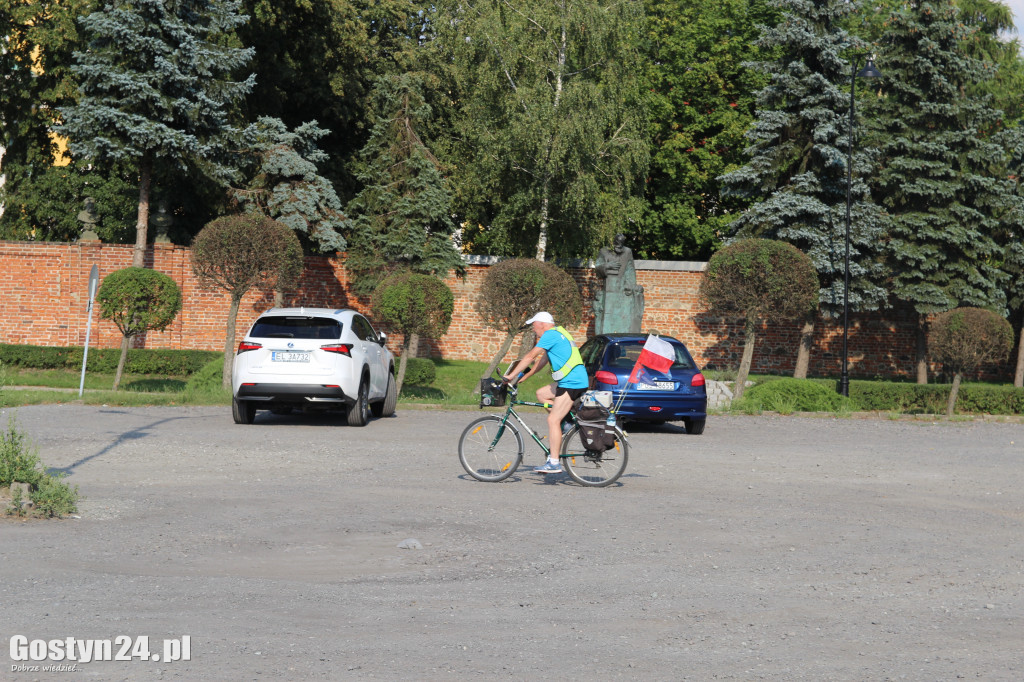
432, 0, 649, 260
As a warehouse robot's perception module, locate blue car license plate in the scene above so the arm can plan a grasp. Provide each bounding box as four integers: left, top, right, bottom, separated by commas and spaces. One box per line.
637, 381, 674, 391
272, 351, 310, 363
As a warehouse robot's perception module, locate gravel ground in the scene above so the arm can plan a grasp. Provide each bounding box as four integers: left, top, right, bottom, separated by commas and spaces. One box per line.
1, 404, 1022, 681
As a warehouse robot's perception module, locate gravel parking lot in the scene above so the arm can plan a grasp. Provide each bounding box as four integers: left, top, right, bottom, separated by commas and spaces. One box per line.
2, 404, 1022, 680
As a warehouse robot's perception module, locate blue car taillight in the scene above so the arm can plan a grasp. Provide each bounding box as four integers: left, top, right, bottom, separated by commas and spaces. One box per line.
691, 373, 706, 387
595, 370, 618, 386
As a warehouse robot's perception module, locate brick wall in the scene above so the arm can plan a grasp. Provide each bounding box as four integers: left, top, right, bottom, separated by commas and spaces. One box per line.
0, 240, 1013, 380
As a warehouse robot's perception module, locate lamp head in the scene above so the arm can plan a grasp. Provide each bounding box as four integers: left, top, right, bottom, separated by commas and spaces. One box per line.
858, 57, 882, 79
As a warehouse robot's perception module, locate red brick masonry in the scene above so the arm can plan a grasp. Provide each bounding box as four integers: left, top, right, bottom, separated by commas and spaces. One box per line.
0, 240, 1007, 380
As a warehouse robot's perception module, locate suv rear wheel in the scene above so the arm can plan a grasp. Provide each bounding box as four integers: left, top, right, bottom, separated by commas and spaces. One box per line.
232, 398, 256, 425
347, 378, 370, 427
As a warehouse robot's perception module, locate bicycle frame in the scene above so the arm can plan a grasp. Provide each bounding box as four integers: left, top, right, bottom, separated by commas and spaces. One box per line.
488, 387, 559, 458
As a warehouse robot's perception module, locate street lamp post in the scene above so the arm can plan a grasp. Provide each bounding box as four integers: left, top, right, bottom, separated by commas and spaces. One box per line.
840, 55, 882, 398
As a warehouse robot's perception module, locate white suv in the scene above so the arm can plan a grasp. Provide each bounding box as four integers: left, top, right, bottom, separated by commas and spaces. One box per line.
231, 308, 396, 426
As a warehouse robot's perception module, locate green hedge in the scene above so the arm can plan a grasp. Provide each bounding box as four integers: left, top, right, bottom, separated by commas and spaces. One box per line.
850, 381, 1024, 415
738, 377, 1024, 415
0, 344, 221, 375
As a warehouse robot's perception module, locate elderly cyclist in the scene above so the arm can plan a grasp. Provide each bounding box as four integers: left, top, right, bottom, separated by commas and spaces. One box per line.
503, 311, 589, 473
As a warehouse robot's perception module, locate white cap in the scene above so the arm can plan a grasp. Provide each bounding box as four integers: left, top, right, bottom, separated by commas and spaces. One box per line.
524, 311, 554, 326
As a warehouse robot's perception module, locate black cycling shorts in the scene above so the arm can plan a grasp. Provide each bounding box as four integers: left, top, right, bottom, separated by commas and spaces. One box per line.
555, 386, 587, 400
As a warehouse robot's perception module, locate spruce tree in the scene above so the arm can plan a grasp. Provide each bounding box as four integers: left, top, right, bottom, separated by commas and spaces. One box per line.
720, 0, 888, 377
867, 0, 1012, 382
232, 117, 347, 254
59, 0, 254, 267
344, 73, 465, 296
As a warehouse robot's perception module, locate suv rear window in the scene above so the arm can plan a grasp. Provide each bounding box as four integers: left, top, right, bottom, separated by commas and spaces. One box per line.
250, 316, 342, 340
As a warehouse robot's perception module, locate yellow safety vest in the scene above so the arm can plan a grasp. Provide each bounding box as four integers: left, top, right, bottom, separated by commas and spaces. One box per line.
550, 326, 584, 380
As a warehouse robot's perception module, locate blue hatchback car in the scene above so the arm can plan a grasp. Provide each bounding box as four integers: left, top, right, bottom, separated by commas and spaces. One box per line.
579, 333, 708, 434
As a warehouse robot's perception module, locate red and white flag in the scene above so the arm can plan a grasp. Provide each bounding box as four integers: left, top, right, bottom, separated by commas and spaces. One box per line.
628, 335, 675, 383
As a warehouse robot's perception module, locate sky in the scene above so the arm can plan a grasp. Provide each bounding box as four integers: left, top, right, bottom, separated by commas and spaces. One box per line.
1007, 0, 1024, 39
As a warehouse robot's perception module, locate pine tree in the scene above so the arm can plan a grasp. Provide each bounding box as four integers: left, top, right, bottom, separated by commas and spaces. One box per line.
867, 0, 1012, 382
720, 0, 888, 378
344, 73, 465, 296
58, 0, 254, 267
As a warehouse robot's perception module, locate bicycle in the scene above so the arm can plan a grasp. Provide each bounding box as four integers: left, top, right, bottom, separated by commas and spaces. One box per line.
458, 369, 630, 487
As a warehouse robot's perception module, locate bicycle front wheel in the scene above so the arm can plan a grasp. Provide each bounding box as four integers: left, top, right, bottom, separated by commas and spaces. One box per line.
459, 416, 524, 482
561, 424, 629, 487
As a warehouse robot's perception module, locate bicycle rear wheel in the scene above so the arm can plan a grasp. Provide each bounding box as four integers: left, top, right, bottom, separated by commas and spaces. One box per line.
560, 424, 629, 487
459, 416, 524, 482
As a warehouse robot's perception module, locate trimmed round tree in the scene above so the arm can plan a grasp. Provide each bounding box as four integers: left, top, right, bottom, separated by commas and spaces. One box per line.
928, 307, 1013, 417
191, 213, 304, 388
475, 258, 583, 387
371, 272, 454, 394
699, 238, 819, 400
97, 267, 182, 390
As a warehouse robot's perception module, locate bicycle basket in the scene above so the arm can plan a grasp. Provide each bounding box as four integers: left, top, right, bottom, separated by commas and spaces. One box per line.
479, 378, 508, 408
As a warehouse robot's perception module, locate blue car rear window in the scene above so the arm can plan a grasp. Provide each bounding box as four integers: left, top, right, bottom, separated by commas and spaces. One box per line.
607, 342, 693, 370
250, 316, 342, 340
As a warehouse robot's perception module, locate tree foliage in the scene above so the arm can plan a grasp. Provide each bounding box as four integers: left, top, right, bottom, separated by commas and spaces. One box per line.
231, 117, 347, 253
641, 0, 775, 260
371, 271, 454, 392
928, 307, 1013, 416
191, 213, 303, 387
235, 0, 370, 190
866, 0, 1015, 383
476, 258, 583, 382
433, 0, 650, 260
58, 0, 255, 267
96, 267, 183, 390
721, 0, 888, 318
345, 73, 465, 296
868, 1, 1011, 316
699, 238, 818, 399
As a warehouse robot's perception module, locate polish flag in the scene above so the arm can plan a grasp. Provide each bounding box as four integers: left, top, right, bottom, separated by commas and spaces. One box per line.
628, 335, 675, 383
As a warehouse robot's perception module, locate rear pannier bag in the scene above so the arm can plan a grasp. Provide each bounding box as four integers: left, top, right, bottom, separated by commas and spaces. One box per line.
573, 391, 616, 452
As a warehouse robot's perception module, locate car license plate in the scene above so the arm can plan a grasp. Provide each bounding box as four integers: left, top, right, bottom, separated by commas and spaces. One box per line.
637, 381, 674, 391
272, 351, 310, 363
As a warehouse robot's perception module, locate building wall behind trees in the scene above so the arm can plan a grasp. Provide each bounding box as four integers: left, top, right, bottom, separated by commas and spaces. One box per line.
0, 240, 1008, 381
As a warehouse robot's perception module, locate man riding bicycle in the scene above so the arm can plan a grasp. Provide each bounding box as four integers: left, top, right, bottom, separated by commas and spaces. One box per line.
503, 311, 589, 474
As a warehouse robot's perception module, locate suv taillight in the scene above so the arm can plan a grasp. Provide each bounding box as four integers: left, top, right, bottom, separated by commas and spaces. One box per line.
691, 373, 706, 387
237, 341, 262, 354
321, 343, 352, 356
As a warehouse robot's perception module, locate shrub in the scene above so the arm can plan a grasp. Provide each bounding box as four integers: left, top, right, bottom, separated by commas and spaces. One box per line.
372, 271, 454, 392
192, 213, 304, 388
403, 358, 436, 387
743, 377, 845, 413
0, 416, 79, 518
929, 308, 1014, 416
97, 267, 183, 389
184, 359, 226, 392
476, 258, 583, 384
700, 239, 818, 400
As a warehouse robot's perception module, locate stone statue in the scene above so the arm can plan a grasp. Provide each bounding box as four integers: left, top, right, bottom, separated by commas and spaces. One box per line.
151, 200, 173, 244
76, 197, 101, 242
593, 233, 644, 334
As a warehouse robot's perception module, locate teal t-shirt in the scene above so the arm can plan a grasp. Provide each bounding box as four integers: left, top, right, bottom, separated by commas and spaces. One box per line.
538, 328, 589, 389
